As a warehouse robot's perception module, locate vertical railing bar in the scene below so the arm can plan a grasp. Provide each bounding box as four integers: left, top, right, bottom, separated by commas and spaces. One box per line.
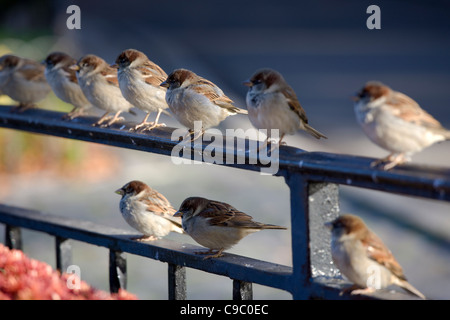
5, 225, 22, 250
283, 172, 311, 299
232, 279, 253, 300
168, 263, 187, 300
55, 236, 72, 274
307, 183, 341, 280
109, 250, 127, 293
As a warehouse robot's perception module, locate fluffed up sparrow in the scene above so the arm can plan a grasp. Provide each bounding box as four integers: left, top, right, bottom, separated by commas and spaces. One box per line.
244, 68, 327, 151
160, 68, 248, 140
174, 197, 287, 259
0, 54, 51, 112
115, 180, 184, 241
113, 49, 170, 132
326, 214, 426, 299
354, 81, 450, 170
71, 54, 136, 127
43, 52, 93, 120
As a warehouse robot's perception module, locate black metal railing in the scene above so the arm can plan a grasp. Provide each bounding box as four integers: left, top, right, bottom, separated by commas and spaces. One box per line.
0, 105, 448, 300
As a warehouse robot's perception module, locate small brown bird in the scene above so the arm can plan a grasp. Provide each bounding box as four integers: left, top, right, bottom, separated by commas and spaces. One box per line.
244, 68, 327, 151
115, 180, 184, 241
71, 54, 135, 127
160, 69, 248, 140
113, 49, 170, 131
326, 214, 426, 299
354, 81, 450, 170
0, 54, 51, 112
174, 197, 287, 259
43, 52, 93, 120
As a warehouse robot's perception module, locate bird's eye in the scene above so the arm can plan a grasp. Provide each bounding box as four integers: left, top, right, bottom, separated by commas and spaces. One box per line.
359, 90, 369, 99
253, 79, 262, 85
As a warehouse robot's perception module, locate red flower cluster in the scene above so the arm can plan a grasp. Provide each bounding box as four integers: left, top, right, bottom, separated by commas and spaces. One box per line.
0, 243, 137, 300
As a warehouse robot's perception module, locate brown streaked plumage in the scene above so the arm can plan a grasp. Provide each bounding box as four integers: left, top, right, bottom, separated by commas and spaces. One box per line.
113, 49, 170, 132
174, 197, 286, 259
327, 214, 425, 299
115, 180, 183, 241
244, 68, 327, 152
43, 52, 93, 120
0, 54, 51, 112
72, 54, 136, 127
354, 81, 450, 170
161, 69, 248, 140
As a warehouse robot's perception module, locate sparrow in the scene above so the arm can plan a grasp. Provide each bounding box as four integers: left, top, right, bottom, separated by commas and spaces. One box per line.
326, 214, 426, 299
112, 49, 170, 132
0, 54, 51, 112
160, 68, 248, 140
174, 197, 287, 259
43, 52, 93, 120
354, 81, 450, 170
115, 180, 184, 241
71, 54, 136, 127
244, 68, 327, 151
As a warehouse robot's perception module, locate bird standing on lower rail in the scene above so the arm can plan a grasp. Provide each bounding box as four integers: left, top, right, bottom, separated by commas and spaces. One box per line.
116, 180, 184, 241
326, 214, 426, 299
174, 197, 287, 259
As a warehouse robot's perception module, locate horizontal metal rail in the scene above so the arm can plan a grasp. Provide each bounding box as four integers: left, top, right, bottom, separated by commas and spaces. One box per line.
0, 204, 416, 300
1, 104, 444, 300
0, 106, 448, 200
0, 204, 290, 296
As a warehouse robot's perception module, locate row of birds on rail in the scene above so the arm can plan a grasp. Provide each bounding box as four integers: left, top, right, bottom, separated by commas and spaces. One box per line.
1, 48, 450, 170
0, 48, 443, 299
113, 179, 426, 300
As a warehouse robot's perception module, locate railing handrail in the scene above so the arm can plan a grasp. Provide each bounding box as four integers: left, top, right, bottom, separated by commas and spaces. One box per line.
0, 204, 292, 290
0, 106, 449, 201
0, 204, 417, 300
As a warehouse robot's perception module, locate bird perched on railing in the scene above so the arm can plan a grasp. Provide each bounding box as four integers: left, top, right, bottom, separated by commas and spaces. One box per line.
70, 54, 136, 127
243, 68, 327, 152
112, 49, 170, 132
43, 52, 93, 120
326, 214, 426, 299
0, 54, 51, 113
115, 180, 184, 241
354, 81, 450, 170
174, 197, 287, 259
160, 69, 248, 141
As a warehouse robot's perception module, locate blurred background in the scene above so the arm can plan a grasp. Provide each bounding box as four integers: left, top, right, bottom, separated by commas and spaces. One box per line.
0, 0, 450, 299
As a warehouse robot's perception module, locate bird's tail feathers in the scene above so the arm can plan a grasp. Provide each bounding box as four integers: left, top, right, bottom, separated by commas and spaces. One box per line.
395, 278, 426, 300
304, 123, 327, 139
260, 224, 287, 230
443, 130, 450, 140
234, 107, 248, 115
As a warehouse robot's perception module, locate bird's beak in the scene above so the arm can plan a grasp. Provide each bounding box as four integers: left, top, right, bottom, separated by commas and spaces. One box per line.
160, 80, 169, 88
69, 64, 80, 71
351, 95, 360, 102
243, 80, 252, 87
110, 63, 119, 69
324, 221, 333, 230
115, 188, 124, 196
173, 210, 183, 217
